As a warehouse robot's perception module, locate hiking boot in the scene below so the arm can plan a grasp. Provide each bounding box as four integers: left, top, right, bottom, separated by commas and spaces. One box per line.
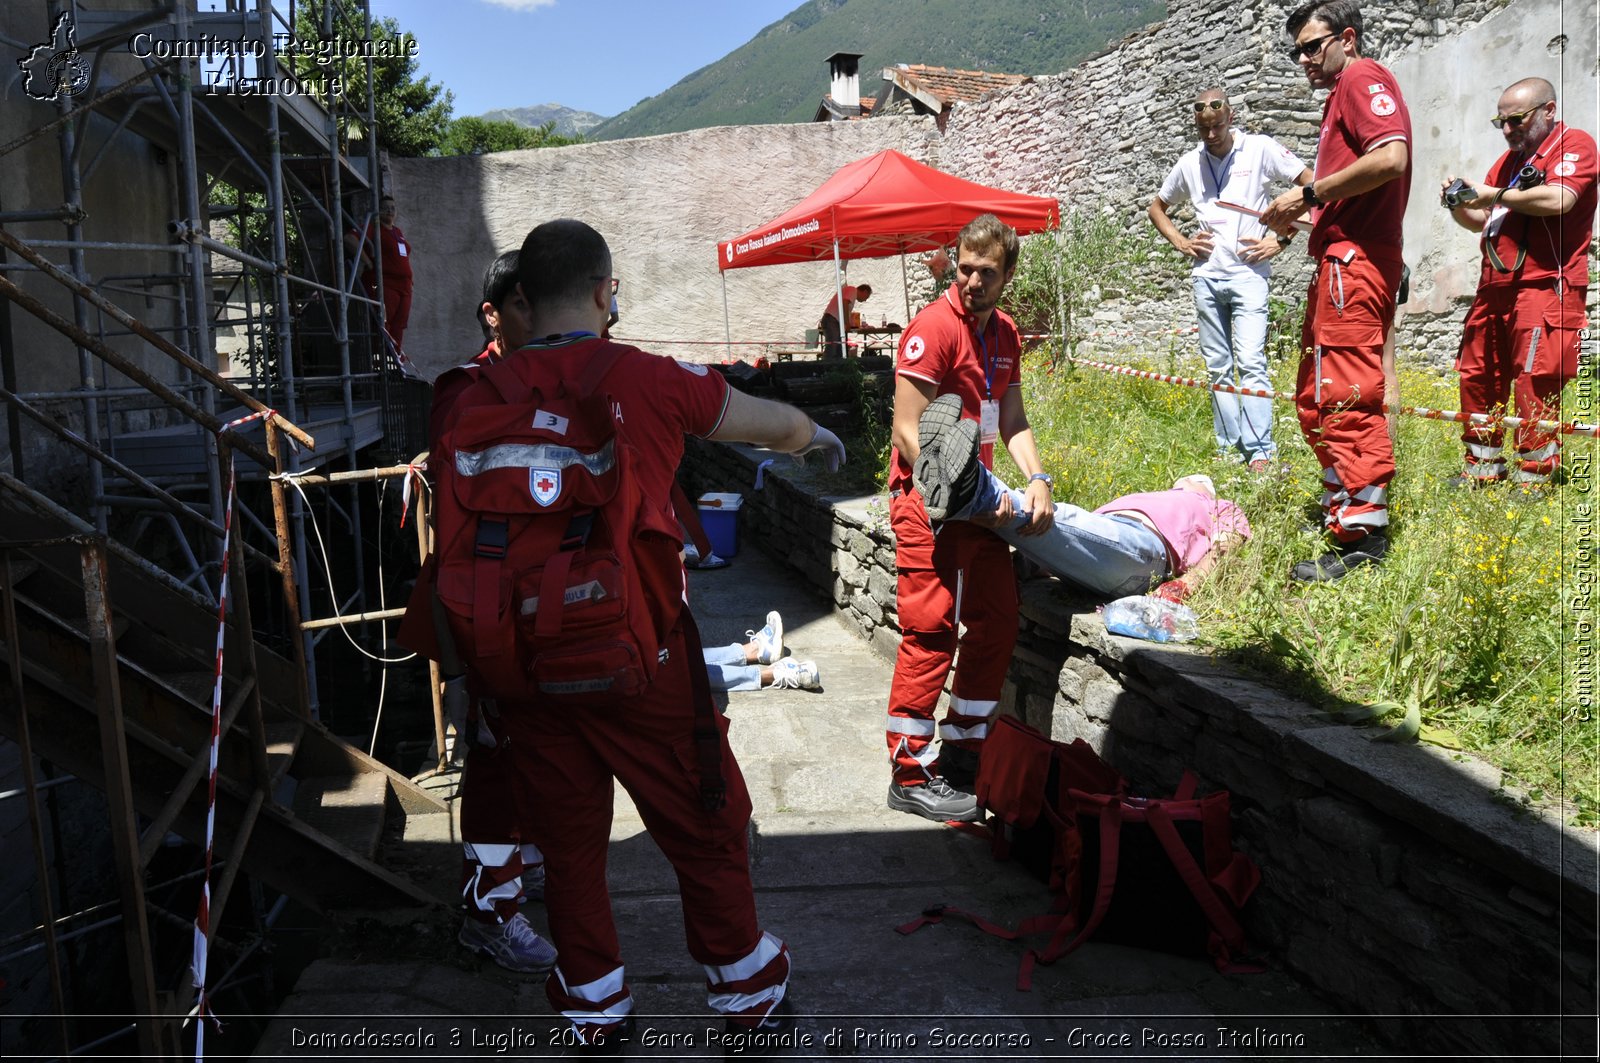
458, 912, 557, 973
770, 657, 820, 690
747, 611, 783, 665
887, 776, 980, 822
1291, 533, 1389, 583
937, 745, 981, 789
913, 418, 982, 521
722, 997, 796, 1058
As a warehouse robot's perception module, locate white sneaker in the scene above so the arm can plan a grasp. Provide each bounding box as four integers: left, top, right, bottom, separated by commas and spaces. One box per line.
458, 912, 557, 973
747, 610, 783, 665
771, 657, 820, 690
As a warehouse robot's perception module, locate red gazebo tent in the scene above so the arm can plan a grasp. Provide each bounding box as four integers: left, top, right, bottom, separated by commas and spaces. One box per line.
715, 149, 1060, 347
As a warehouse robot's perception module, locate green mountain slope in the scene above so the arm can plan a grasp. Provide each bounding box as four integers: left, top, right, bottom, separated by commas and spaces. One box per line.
590, 0, 1165, 141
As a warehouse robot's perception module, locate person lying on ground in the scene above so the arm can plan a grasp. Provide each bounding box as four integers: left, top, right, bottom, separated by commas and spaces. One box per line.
702, 611, 820, 692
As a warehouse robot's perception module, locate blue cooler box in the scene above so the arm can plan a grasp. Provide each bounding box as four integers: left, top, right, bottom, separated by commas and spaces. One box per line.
696, 492, 744, 557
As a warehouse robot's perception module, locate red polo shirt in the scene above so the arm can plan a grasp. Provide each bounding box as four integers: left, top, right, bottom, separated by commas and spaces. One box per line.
1479, 121, 1598, 289
1310, 56, 1412, 262
889, 283, 1023, 491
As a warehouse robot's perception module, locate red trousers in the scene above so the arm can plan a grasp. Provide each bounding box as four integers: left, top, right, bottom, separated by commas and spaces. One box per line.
372, 280, 412, 350
886, 489, 1017, 785
1456, 281, 1585, 483
457, 701, 542, 923
503, 623, 788, 1032
1297, 246, 1401, 541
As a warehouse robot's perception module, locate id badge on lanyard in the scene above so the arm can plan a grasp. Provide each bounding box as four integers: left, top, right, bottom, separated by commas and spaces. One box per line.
977, 324, 1000, 445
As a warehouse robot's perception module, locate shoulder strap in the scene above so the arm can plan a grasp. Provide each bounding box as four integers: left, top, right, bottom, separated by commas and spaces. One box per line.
677, 607, 727, 813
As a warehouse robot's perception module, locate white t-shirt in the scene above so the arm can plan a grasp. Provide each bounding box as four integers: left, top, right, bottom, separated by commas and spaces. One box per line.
1158, 129, 1306, 279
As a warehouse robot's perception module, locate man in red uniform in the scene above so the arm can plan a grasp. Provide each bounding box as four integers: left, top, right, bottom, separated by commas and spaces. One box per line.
432, 219, 844, 1048
345, 193, 414, 351
1263, 0, 1412, 583
1442, 77, 1596, 487
884, 214, 1054, 822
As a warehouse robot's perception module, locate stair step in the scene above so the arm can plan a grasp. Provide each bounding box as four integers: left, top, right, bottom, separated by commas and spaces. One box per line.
293, 772, 388, 860
154, 670, 219, 706
264, 720, 302, 786
1, 558, 42, 587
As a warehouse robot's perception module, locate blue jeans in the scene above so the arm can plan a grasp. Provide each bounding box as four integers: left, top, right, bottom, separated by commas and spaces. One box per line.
703, 644, 761, 692
1193, 270, 1275, 462
951, 471, 1170, 598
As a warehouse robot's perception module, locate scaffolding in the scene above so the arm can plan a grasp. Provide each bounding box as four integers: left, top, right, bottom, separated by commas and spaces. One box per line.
0, 1, 437, 1055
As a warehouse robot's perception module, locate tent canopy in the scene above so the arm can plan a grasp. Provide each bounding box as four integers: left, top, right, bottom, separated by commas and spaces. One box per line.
716, 149, 1060, 271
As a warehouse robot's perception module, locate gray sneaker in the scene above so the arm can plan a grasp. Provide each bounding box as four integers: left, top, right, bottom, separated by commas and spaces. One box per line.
914, 418, 981, 521
887, 776, 980, 822
458, 912, 557, 973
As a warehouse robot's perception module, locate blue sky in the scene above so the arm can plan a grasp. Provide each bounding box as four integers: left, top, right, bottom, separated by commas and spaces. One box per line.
372, 0, 805, 119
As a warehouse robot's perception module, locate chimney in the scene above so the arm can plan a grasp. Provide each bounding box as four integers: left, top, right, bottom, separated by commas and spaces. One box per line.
826, 51, 863, 115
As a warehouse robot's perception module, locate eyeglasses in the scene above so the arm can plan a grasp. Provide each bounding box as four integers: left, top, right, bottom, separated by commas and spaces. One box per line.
589, 276, 620, 295
1286, 32, 1338, 61
1491, 103, 1548, 130
1192, 100, 1227, 113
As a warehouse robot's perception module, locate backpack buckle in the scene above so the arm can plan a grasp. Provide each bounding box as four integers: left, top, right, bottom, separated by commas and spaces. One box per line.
475, 520, 508, 559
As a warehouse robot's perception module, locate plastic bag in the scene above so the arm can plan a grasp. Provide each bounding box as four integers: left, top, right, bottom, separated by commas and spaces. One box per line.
1100, 595, 1198, 644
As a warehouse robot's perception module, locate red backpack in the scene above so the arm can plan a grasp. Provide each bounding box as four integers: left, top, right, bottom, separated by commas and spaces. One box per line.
429, 341, 672, 704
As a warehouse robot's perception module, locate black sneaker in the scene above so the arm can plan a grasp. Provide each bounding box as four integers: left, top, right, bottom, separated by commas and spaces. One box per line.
722, 997, 795, 1058
1291, 533, 1389, 583
887, 776, 980, 822
563, 1015, 635, 1057
937, 746, 981, 789
917, 393, 965, 452
913, 418, 981, 521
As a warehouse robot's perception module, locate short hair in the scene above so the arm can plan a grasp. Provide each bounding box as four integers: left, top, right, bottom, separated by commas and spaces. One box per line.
481, 250, 520, 310
517, 219, 612, 311
957, 213, 1020, 272
855, 283, 873, 298
1287, 0, 1363, 52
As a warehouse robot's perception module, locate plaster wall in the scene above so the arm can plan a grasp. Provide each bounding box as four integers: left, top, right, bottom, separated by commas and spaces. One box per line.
389, 117, 941, 382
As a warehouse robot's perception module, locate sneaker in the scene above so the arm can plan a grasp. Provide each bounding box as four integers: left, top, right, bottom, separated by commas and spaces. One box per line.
913, 418, 981, 521
770, 657, 820, 690
518, 863, 546, 904
563, 1015, 636, 1057
887, 776, 980, 822
1291, 532, 1389, 583
722, 997, 796, 1057
458, 912, 557, 973
917, 393, 965, 452
747, 611, 783, 665
1447, 473, 1503, 489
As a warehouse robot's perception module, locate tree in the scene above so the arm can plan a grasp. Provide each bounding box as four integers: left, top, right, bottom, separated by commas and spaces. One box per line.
285, 6, 452, 157
436, 118, 584, 157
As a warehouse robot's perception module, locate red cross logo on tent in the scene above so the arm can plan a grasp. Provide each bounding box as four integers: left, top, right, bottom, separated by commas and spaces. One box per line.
530, 468, 561, 506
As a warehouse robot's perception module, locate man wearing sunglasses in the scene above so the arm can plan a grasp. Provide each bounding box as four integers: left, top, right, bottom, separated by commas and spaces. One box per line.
1262, 0, 1412, 583
1441, 77, 1596, 488
1149, 89, 1311, 473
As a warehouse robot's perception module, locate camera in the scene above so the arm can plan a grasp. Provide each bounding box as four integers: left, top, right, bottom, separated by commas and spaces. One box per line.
1516, 164, 1545, 190
1441, 178, 1475, 209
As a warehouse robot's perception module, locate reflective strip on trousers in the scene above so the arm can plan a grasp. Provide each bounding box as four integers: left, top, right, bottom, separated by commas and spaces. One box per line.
948, 696, 999, 720
940, 721, 990, 742
705, 931, 788, 1017
1520, 441, 1559, 463
554, 964, 633, 1025
886, 716, 936, 736
1525, 327, 1542, 373
1467, 441, 1504, 460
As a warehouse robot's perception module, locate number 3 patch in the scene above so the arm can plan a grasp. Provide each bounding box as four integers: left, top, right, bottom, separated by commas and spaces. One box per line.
1370, 93, 1396, 117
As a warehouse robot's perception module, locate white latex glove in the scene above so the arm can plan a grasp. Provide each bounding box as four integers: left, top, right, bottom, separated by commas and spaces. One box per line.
792, 423, 846, 472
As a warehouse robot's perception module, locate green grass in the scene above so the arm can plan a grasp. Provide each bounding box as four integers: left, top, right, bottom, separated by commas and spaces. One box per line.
992, 340, 1595, 825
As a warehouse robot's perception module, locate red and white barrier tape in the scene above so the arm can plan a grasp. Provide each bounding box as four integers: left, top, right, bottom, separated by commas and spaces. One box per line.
399, 460, 428, 528
1059, 352, 1598, 437
189, 407, 274, 1058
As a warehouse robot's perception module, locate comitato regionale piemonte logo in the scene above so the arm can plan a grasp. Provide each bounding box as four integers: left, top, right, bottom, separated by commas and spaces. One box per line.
18, 13, 91, 101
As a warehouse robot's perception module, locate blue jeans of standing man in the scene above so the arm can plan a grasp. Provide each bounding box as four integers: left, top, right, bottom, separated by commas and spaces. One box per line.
1193, 270, 1275, 462
948, 471, 1171, 599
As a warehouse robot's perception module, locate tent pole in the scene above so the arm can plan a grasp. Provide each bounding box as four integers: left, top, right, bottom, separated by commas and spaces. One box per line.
833, 237, 845, 357
900, 249, 911, 322
1055, 230, 1067, 360
721, 273, 732, 361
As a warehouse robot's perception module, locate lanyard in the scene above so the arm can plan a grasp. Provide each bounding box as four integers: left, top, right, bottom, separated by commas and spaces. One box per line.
975, 320, 995, 399
1203, 143, 1235, 196
526, 330, 598, 348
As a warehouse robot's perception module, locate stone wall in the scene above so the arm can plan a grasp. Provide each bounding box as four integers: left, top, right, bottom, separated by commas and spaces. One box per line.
680, 437, 1598, 1058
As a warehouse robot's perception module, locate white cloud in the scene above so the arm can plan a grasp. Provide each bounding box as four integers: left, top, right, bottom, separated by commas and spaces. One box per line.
481, 0, 556, 10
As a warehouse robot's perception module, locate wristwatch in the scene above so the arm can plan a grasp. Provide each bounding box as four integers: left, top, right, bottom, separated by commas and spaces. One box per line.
1028, 472, 1054, 491
1302, 183, 1321, 207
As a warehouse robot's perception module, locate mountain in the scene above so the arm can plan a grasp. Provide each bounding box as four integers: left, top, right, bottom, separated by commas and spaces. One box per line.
588, 0, 1165, 141
479, 103, 609, 138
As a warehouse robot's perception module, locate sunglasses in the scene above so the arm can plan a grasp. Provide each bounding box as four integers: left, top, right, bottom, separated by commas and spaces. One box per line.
1491, 104, 1548, 130
1192, 100, 1227, 113
1286, 32, 1338, 61
589, 276, 620, 295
